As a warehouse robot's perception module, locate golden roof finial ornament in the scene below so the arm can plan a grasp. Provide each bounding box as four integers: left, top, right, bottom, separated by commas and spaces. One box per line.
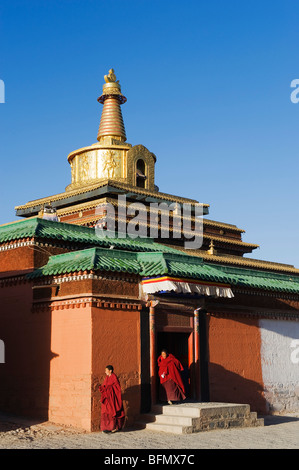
98, 68, 125, 100
97, 68, 127, 142
207, 240, 217, 255
104, 68, 119, 84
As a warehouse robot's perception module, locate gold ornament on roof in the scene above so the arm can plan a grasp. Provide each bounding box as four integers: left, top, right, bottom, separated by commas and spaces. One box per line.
98, 68, 126, 103
207, 240, 217, 255
104, 69, 119, 84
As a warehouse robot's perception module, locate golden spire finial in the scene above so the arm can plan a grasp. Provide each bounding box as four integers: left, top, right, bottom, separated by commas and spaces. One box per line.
104, 68, 119, 84
98, 68, 126, 101
97, 68, 127, 142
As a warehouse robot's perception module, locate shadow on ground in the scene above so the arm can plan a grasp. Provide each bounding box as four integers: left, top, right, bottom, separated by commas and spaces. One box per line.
0, 412, 46, 432
262, 414, 299, 426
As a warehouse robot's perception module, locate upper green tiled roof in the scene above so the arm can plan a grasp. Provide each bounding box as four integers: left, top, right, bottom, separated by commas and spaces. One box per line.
0, 217, 186, 255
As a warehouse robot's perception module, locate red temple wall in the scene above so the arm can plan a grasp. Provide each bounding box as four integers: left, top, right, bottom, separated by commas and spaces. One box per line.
0, 281, 51, 419
91, 306, 141, 431
0, 271, 142, 431
0, 244, 67, 274
0, 246, 35, 272
207, 314, 267, 413
0, 279, 93, 430
48, 304, 92, 430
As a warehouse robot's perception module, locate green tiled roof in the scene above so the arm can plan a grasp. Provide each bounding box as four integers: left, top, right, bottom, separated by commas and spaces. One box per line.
26, 246, 299, 295
138, 252, 234, 283
215, 264, 299, 294
0, 217, 186, 255
140, 255, 299, 293
3, 217, 299, 295
27, 248, 233, 282
28, 248, 141, 278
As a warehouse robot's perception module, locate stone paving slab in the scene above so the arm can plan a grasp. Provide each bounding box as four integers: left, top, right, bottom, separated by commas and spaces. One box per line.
0, 412, 298, 449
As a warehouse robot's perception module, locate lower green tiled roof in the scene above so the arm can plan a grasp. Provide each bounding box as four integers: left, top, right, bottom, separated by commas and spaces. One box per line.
28, 248, 142, 277
26, 248, 234, 283
26, 246, 299, 295
214, 264, 299, 294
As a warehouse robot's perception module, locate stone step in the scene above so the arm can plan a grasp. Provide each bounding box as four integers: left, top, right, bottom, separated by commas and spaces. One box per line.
136, 402, 264, 434
141, 421, 189, 434
152, 402, 251, 419
152, 404, 201, 418
247, 412, 264, 427
154, 413, 194, 426
139, 416, 264, 434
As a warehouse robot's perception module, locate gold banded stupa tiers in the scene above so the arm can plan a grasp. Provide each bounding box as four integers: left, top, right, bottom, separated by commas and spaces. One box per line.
66, 69, 156, 192
97, 68, 127, 142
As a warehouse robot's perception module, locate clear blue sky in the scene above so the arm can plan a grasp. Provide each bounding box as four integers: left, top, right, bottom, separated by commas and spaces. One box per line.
1, 0, 299, 267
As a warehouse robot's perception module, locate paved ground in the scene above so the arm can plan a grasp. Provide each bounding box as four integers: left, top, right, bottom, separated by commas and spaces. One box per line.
0, 412, 298, 449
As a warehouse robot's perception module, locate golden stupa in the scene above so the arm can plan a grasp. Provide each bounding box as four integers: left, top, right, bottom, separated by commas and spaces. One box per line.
66, 69, 156, 192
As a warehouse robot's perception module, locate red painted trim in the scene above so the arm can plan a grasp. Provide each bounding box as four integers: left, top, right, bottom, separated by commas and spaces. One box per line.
141, 276, 230, 288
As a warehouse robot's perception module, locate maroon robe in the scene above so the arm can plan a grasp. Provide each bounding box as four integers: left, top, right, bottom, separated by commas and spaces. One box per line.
157, 353, 186, 402
99, 372, 125, 431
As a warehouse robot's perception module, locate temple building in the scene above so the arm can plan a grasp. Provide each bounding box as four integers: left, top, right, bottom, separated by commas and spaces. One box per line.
0, 69, 299, 432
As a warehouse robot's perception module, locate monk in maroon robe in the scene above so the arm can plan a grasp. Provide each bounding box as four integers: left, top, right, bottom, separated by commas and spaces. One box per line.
99, 365, 125, 432
157, 350, 186, 404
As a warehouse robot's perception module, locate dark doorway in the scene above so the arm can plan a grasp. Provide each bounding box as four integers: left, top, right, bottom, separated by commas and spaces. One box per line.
157, 332, 191, 399
136, 159, 146, 188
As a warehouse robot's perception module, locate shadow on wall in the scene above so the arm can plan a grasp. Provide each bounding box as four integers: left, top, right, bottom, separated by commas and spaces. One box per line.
209, 363, 269, 414
0, 283, 54, 424
122, 384, 142, 427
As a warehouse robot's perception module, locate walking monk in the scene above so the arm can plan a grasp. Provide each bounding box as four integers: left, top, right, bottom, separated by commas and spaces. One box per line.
157, 349, 186, 405
99, 365, 125, 433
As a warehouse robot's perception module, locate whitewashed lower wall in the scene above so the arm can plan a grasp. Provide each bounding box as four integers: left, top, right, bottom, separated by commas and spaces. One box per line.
259, 319, 299, 413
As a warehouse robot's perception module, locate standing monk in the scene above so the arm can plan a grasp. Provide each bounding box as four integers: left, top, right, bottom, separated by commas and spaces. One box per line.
157, 349, 186, 405
99, 365, 125, 433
